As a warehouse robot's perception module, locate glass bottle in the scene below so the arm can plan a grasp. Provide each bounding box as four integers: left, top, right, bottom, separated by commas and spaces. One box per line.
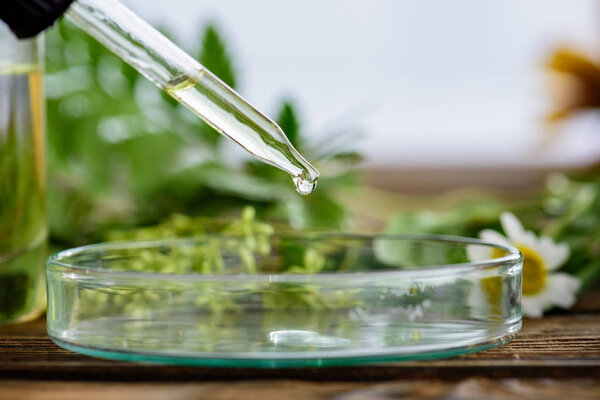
0, 22, 47, 324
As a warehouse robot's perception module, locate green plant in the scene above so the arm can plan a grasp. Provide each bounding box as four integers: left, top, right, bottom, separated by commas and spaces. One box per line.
45, 20, 361, 246
382, 171, 600, 302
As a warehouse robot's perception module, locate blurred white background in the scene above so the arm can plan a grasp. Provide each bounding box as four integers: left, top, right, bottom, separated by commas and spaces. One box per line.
124, 0, 600, 168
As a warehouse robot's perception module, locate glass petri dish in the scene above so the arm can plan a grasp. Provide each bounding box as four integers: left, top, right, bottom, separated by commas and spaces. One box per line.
46, 234, 522, 367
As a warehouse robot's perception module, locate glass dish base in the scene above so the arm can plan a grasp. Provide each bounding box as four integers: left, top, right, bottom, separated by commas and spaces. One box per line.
50, 322, 519, 368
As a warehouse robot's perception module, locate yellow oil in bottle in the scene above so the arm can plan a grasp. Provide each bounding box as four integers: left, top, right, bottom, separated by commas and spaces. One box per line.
0, 65, 47, 323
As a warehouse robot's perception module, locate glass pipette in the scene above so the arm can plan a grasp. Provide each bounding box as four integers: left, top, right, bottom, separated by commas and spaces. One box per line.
65, 0, 319, 194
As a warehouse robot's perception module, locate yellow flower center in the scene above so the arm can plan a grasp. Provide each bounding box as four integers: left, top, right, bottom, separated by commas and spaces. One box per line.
517, 245, 547, 296
479, 248, 510, 316
480, 276, 503, 316
485, 244, 547, 302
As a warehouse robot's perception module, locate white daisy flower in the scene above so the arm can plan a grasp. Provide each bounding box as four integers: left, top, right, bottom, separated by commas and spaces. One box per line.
468, 212, 581, 318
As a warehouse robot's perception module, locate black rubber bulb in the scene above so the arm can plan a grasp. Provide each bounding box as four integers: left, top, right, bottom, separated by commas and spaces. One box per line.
0, 0, 75, 39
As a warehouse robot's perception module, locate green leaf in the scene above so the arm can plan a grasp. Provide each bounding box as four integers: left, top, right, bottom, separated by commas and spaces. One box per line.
384, 201, 504, 238
198, 24, 237, 89
282, 193, 348, 230
276, 101, 300, 148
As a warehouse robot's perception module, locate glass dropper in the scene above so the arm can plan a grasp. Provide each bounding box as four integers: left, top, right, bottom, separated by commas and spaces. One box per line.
65, 0, 319, 195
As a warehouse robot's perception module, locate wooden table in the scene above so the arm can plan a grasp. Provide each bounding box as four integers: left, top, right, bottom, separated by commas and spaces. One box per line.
1, 288, 599, 400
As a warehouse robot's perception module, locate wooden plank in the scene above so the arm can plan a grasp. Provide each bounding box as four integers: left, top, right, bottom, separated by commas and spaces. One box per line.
1, 378, 600, 400
1, 311, 599, 381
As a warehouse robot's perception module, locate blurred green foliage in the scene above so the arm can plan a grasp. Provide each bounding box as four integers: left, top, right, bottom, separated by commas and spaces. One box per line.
198, 25, 236, 89
45, 21, 361, 246
276, 101, 300, 148
383, 171, 600, 292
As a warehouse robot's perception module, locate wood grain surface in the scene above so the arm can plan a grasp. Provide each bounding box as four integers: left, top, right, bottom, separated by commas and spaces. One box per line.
1, 379, 600, 400
1, 288, 599, 398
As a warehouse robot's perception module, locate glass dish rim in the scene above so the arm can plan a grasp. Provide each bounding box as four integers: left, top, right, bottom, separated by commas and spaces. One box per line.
47, 232, 522, 282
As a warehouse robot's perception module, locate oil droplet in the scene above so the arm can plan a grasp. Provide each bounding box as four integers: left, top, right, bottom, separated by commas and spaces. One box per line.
293, 175, 318, 196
